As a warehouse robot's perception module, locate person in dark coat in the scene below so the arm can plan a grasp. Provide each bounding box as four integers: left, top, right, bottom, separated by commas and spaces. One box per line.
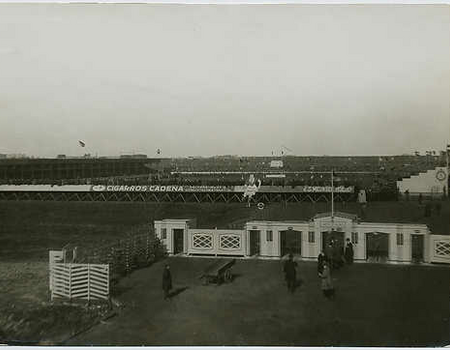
162, 264, 172, 300
317, 251, 326, 275
283, 253, 298, 293
344, 238, 354, 264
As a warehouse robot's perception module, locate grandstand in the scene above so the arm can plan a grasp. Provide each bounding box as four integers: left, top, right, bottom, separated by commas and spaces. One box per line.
0, 157, 164, 185
0, 154, 446, 203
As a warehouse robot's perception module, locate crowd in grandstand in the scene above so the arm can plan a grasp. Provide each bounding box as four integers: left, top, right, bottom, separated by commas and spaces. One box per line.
0, 154, 445, 202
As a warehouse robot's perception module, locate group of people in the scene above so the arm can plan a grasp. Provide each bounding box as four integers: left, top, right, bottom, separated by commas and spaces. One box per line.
282, 238, 354, 300
317, 238, 354, 299
164, 239, 355, 301
320, 237, 354, 271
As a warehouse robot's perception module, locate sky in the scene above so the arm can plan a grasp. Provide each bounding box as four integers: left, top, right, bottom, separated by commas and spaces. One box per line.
0, 4, 448, 158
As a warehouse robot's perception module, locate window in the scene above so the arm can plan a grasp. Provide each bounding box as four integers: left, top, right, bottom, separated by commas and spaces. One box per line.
266, 230, 273, 242
161, 228, 167, 239
308, 231, 315, 243
397, 233, 404, 246
351, 232, 358, 244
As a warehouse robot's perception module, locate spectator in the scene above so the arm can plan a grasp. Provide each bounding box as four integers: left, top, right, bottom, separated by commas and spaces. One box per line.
162, 264, 172, 300
317, 251, 326, 275
344, 238, 354, 264
283, 253, 298, 294
320, 261, 335, 300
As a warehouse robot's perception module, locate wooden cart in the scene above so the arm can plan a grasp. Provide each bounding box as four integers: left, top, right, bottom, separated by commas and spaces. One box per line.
200, 259, 236, 285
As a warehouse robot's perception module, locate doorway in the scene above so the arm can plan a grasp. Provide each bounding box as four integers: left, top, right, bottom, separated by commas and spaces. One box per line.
366, 232, 389, 262
411, 234, 424, 263
249, 230, 260, 256
173, 229, 184, 254
280, 230, 302, 257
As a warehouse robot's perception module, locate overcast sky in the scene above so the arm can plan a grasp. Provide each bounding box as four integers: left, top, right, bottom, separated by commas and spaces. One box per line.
0, 4, 448, 158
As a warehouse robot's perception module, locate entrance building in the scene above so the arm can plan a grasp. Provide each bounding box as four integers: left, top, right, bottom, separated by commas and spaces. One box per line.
154, 212, 447, 264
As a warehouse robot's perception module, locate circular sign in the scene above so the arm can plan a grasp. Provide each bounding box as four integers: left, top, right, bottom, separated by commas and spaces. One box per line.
436, 169, 447, 181
91, 185, 106, 191
257, 202, 265, 210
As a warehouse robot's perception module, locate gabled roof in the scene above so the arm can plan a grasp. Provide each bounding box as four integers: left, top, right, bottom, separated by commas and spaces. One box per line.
313, 211, 359, 221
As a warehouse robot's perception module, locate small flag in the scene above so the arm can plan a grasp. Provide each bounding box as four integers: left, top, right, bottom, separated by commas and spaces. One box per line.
78, 140, 86, 148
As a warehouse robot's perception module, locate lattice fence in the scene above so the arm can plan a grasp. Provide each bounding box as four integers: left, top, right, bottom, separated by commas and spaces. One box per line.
192, 234, 213, 249
188, 230, 245, 255
220, 234, 241, 250
430, 235, 450, 264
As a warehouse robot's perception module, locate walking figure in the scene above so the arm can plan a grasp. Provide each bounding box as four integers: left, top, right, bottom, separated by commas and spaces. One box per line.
162, 264, 172, 300
320, 261, 335, 299
283, 253, 298, 293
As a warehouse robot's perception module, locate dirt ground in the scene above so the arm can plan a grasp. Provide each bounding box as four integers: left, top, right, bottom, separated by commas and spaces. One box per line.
69, 257, 450, 346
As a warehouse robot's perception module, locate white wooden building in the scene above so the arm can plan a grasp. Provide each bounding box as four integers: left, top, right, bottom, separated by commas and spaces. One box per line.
154, 212, 450, 264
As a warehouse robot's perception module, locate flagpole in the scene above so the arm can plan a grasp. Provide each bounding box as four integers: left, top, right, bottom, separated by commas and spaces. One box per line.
447, 144, 449, 196
331, 169, 334, 219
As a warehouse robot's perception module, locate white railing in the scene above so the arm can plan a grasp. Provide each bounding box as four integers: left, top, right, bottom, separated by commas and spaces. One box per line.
188, 230, 246, 256
429, 235, 450, 264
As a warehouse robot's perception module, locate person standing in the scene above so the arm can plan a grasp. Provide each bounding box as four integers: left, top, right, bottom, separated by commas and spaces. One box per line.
325, 240, 334, 269
320, 261, 335, 299
317, 251, 326, 275
162, 264, 172, 300
283, 253, 298, 293
344, 238, 354, 264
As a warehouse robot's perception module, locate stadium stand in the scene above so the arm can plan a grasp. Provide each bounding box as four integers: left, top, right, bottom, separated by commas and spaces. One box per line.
0, 154, 445, 201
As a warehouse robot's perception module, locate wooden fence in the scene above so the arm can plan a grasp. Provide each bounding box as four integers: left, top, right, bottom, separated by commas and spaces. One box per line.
50, 261, 109, 301
49, 231, 165, 302
77, 232, 166, 280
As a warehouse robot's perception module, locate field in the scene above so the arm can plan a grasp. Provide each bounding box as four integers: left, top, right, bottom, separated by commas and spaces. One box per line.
0, 199, 449, 344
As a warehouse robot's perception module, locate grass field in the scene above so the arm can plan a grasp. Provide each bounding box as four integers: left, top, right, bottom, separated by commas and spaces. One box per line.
0, 199, 448, 262
0, 199, 448, 344
68, 257, 450, 346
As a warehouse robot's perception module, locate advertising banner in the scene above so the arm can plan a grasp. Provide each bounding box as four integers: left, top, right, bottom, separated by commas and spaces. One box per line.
90, 184, 354, 193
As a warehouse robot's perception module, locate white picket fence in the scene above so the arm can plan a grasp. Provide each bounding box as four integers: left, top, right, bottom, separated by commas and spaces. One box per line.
49, 250, 110, 301
429, 235, 450, 264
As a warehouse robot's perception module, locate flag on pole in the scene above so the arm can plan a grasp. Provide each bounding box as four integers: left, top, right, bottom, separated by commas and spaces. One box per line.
78, 140, 86, 148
